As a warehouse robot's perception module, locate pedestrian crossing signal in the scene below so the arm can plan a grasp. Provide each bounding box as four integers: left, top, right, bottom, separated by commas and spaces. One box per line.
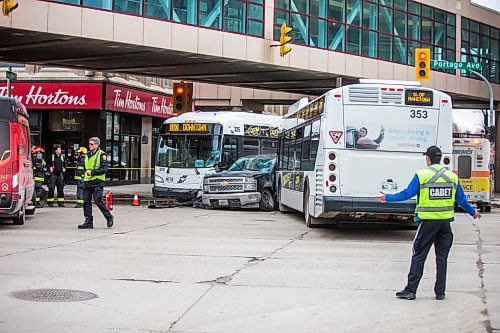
279, 23, 293, 57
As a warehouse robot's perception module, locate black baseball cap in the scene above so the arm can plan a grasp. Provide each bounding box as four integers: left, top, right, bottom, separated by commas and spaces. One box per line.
423, 146, 442, 158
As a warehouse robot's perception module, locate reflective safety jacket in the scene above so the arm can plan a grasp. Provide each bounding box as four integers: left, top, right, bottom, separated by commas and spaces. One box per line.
74, 156, 85, 180
415, 165, 458, 220
32, 158, 46, 182
84, 149, 108, 183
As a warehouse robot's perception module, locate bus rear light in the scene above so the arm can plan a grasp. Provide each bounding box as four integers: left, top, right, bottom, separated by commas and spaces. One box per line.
328, 152, 336, 160
329, 185, 337, 193
329, 174, 336, 182
334, 94, 342, 98
442, 99, 449, 103
328, 163, 336, 172
12, 194, 19, 200
11, 160, 19, 192
443, 157, 451, 165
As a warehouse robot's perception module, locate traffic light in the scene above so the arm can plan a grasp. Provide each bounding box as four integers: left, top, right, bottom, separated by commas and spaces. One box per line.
279, 23, 293, 57
415, 48, 431, 80
1, 0, 18, 16
173, 82, 193, 114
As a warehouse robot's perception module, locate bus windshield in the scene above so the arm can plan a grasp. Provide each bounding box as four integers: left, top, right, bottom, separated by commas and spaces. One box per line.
157, 134, 222, 168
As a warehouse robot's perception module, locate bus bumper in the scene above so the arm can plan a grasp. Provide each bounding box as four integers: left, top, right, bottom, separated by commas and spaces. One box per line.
152, 186, 198, 199
323, 196, 416, 214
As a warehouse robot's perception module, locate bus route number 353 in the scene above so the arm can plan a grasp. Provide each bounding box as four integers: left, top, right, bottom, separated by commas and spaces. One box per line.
410, 109, 428, 119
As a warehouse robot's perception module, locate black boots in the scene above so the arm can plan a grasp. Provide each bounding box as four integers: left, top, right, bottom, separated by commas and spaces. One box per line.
106, 215, 114, 228
78, 219, 93, 229
74, 204, 83, 208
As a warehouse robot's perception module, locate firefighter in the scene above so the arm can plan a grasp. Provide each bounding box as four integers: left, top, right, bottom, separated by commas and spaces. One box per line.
47, 146, 67, 207
31, 146, 46, 208
74, 147, 87, 208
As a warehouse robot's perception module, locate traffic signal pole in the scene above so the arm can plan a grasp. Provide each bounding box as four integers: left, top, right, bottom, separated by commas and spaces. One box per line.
7, 65, 11, 97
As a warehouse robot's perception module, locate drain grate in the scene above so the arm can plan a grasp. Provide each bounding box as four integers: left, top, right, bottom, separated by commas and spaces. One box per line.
9, 289, 98, 303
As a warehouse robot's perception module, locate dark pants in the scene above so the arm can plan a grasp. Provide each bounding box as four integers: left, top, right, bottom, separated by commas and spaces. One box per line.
48, 173, 64, 203
35, 181, 43, 204
76, 181, 84, 204
83, 185, 112, 221
404, 219, 454, 296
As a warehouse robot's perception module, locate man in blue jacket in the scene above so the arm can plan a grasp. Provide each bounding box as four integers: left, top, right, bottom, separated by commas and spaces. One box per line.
376, 145, 481, 300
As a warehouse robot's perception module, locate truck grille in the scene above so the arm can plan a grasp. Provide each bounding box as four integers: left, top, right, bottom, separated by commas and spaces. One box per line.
206, 177, 247, 193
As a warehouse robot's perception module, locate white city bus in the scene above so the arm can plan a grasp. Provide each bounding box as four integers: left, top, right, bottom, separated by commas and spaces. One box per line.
153, 111, 283, 199
452, 109, 494, 212
276, 80, 453, 227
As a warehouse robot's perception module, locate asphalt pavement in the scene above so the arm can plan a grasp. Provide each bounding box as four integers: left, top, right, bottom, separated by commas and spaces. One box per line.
0, 204, 498, 332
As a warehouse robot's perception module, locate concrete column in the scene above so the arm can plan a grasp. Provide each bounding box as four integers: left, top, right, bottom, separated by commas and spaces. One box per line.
141, 116, 153, 184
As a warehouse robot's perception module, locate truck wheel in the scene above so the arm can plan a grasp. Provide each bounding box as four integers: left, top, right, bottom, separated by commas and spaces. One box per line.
259, 189, 275, 211
13, 205, 26, 225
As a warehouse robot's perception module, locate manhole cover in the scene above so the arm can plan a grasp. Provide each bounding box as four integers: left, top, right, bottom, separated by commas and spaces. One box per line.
9, 289, 98, 302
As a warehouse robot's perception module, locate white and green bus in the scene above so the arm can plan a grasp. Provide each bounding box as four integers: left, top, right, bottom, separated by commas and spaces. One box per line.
154, 111, 283, 199
276, 80, 454, 227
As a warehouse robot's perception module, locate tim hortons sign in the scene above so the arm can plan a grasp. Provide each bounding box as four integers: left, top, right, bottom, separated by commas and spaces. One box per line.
0, 82, 103, 109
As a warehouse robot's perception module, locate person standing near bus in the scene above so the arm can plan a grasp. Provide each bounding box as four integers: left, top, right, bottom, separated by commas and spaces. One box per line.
47, 146, 66, 207
375, 145, 481, 300
78, 137, 114, 229
73, 147, 87, 208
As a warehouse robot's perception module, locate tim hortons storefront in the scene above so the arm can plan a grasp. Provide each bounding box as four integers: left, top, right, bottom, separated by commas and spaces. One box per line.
0, 81, 174, 184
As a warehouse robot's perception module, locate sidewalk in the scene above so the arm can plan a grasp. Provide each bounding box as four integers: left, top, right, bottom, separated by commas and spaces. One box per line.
41, 183, 155, 203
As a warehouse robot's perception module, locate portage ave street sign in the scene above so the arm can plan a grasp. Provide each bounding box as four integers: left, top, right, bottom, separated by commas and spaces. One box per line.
431, 60, 482, 70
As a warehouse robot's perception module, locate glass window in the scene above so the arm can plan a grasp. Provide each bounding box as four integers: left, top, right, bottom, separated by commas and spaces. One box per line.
421, 4, 433, 18
435, 21, 445, 46
393, 10, 406, 37
434, 9, 445, 23
310, 0, 327, 18
48, 111, 84, 132
362, 30, 377, 57
458, 155, 472, 179
248, 20, 264, 36
447, 24, 455, 38
470, 20, 479, 33
480, 36, 490, 57
347, 0, 361, 26
311, 18, 328, 48
221, 6, 247, 36
276, 0, 289, 9
446, 13, 455, 25
292, 13, 309, 44
173, 0, 198, 24
56, 0, 80, 4
223, 137, 239, 165
421, 18, 433, 44
292, 0, 309, 14
379, 33, 392, 60
461, 17, 469, 30
83, 0, 112, 9
328, 22, 345, 51
248, 4, 263, 19
115, 0, 142, 15
408, 14, 420, 40
393, 37, 406, 63
145, 0, 170, 20
346, 25, 361, 54
362, 1, 377, 30
407, 40, 420, 65
408, 1, 420, 15
379, 6, 392, 34
200, 0, 222, 28
393, 0, 405, 10
106, 112, 113, 140
243, 138, 259, 155
261, 140, 278, 155
329, 0, 344, 21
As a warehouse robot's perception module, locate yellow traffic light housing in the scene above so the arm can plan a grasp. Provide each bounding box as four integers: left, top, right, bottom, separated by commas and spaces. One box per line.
279, 23, 293, 57
1, 0, 18, 16
415, 48, 431, 81
173, 82, 193, 114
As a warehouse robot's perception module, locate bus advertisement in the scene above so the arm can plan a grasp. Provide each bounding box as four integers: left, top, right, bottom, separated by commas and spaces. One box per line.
277, 80, 453, 228
153, 111, 283, 199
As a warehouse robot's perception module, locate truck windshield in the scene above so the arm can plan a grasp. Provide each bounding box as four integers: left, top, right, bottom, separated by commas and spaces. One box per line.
229, 156, 276, 172
0, 121, 10, 162
156, 134, 222, 168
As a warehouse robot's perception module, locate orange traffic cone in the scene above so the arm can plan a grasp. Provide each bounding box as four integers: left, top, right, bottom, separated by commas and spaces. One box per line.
132, 192, 139, 206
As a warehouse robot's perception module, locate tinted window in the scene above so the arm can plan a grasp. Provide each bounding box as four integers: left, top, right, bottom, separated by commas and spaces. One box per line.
0, 100, 13, 122
458, 155, 472, 179
243, 138, 259, 155
0, 122, 10, 162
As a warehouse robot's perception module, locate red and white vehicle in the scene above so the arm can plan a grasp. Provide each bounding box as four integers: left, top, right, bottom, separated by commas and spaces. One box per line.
0, 96, 35, 225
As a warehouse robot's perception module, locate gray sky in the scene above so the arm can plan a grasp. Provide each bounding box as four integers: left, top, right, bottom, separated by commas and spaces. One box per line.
471, 0, 500, 13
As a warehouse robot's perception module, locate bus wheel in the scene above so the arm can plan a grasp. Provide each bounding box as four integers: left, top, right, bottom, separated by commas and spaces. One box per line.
303, 188, 315, 228
259, 189, 275, 211
13, 205, 26, 225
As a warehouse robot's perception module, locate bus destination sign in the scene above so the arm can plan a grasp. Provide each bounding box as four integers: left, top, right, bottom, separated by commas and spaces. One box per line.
405, 90, 433, 106
167, 123, 210, 133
